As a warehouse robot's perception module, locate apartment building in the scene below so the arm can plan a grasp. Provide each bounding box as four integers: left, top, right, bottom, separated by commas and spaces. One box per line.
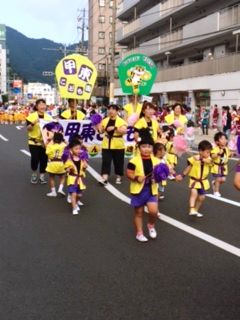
115, 0, 240, 108
88, 0, 117, 103
0, 24, 7, 96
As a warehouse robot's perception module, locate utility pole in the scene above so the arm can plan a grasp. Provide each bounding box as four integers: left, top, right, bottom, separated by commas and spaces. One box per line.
77, 8, 88, 55
109, 0, 117, 103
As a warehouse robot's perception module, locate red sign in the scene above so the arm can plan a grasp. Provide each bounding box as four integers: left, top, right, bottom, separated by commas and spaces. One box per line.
13, 80, 22, 88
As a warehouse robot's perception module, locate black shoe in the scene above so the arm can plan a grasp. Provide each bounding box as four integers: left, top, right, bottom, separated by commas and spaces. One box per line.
98, 179, 108, 186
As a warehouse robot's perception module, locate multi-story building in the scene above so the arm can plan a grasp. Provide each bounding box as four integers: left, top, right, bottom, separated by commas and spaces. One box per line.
24, 82, 56, 105
0, 24, 7, 96
115, 0, 240, 108
88, 0, 121, 103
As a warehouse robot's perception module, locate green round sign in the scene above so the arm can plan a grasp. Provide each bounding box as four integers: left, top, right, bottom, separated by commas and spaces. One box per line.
118, 53, 157, 96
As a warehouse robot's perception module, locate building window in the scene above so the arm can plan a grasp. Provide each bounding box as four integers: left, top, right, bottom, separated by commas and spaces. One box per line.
99, 15, 105, 23
98, 63, 106, 71
99, 32, 105, 39
109, 47, 112, 54
109, 0, 113, 8
99, 0, 105, 7
98, 47, 105, 55
109, 32, 112, 39
109, 16, 113, 24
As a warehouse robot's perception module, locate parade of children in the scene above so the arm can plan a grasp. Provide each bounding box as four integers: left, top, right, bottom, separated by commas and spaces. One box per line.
3, 98, 238, 243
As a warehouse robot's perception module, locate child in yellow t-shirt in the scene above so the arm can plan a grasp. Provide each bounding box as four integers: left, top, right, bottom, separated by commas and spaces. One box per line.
176, 140, 213, 218
46, 132, 66, 197
211, 132, 231, 197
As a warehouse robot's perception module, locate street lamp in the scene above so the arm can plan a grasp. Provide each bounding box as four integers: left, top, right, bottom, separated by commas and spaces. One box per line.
233, 29, 240, 53
165, 51, 172, 67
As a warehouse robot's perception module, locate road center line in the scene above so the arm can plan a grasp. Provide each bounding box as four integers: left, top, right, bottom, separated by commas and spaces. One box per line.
20, 149, 31, 157
206, 194, 240, 207
0, 134, 8, 142
20, 149, 240, 258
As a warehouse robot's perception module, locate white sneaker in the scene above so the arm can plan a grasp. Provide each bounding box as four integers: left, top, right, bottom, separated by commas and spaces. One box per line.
30, 174, 38, 184
168, 175, 175, 180
116, 177, 122, 185
136, 234, 148, 242
189, 210, 203, 217
58, 189, 66, 196
214, 192, 221, 197
189, 210, 199, 216
47, 191, 57, 197
67, 194, 72, 203
77, 200, 84, 206
196, 212, 203, 218
148, 226, 157, 239
72, 207, 79, 215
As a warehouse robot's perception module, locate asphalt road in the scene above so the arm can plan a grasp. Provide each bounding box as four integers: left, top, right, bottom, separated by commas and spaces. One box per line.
0, 125, 239, 320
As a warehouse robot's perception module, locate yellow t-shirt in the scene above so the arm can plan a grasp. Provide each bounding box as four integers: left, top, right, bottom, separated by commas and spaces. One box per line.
134, 117, 159, 142
46, 142, 66, 174
27, 111, 52, 145
124, 103, 142, 118
187, 156, 212, 190
211, 146, 230, 175
61, 109, 85, 120
101, 116, 127, 150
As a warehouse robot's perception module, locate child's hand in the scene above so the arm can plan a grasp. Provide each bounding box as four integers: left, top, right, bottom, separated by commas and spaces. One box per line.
202, 157, 212, 164
175, 174, 183, 182
136, 176, 145, 183
106, 126, 115, 132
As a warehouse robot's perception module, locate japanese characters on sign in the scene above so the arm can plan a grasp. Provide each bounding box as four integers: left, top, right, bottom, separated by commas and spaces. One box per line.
55, 54, 97, 100
40, 120, 136, 158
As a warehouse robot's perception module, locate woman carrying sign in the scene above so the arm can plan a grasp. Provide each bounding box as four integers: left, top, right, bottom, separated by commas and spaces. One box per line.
123, 95, 142, 119
26, 99, 52, 184
97, 105, 127, 185
61, 99, 85, 120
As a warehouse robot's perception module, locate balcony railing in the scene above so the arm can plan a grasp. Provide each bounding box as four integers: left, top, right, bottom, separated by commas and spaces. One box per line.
115, 53, 240, 88
219, 4, 240, 30
116, 0, 190, 42
117, 0, 140, 18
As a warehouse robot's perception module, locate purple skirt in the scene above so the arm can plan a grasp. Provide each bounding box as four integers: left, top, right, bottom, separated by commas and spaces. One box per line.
131, 184, 157, 208
68, 185, 82, 194
236, 164, 240, 173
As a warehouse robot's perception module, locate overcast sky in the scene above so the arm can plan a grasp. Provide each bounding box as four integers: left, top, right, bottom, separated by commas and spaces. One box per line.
1, 0, 88, 44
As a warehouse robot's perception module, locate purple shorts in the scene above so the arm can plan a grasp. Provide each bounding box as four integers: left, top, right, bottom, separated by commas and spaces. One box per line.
131, 184, 158, 208
212, 173, 226, 178
68, 185, 82, 194
191, 188, 206, 195
236, 164, 240, 173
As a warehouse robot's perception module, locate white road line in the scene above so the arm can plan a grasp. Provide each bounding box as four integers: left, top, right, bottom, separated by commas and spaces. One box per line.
0, 134, 8, 142
20, 149, 31, 157
87, 166, 240, 258
20, 149, 240, 258
206, 194, 240, 207
16, 126, 24, 130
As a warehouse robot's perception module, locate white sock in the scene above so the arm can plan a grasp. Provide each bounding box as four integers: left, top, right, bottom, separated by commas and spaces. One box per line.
51, 187, 56, 193
58, 184, 64, 192
40, 174, 45, 179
